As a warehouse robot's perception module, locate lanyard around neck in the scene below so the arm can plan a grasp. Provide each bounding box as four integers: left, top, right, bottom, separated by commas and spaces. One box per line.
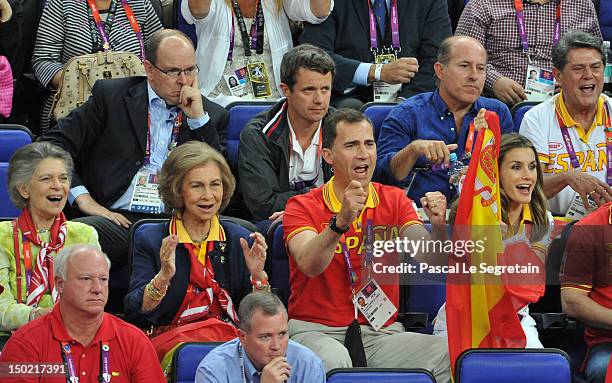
60, 341, 111, 383
367, 0, 399, 53
555, 102, 612, 184
13, 222, 33, 303
228, 0, 264, 62
86, 0, 145, 60
514, 0, 561, 60
144, 110, 182, 166
340, 208, 374, 294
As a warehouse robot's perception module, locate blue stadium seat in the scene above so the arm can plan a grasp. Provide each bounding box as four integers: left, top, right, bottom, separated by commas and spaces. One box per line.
227, 101, 275, 169
269, 222, 290, 307
600, 0, 612, 41
510, 101, 540, 133
0, 124, 33, 162
404, 282, 446, 334
360, 102, 396, 142
0, 163, 20, 219
327, 368, 437, 383
172, 342, 223, 383
455, 348, 571, 383
173, 0, 197, 47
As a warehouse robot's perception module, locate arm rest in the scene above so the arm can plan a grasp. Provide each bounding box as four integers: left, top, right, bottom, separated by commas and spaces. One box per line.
530, 313, 577, 330
397, 312, 429, 332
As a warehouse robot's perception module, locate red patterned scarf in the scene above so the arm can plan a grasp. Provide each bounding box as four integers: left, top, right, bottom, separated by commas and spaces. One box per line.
15, 209, 67, 306
169, 217, 239, 326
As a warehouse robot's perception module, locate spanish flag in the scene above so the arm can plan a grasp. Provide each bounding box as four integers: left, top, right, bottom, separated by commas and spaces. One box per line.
446, 111, 526, 376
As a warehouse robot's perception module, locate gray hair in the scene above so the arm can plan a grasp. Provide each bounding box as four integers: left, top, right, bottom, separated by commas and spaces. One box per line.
238, 293, 287, 333
8, 142, 74, 208
552, 31, 605, 71
54, 244, 110, 280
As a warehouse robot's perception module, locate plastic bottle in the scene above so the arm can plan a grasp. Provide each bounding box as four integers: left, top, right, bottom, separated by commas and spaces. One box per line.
431, 152, 460, 171
604, 41, 612, 95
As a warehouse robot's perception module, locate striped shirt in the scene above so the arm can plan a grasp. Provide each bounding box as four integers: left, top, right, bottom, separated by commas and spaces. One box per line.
455, 0, 601, 93
32, 0, 163, 131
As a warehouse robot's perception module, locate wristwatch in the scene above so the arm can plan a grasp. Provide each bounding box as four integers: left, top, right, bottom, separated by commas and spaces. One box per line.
329, 215, 350, 234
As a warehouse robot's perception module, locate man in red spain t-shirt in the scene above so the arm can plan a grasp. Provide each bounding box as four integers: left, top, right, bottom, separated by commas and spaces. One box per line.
283, 108, 451, 382
561, 202, 612, 383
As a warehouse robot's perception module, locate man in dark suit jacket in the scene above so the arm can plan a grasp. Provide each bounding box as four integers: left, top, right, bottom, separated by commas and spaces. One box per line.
299, 0, 452, 108
42, 29, 228, 266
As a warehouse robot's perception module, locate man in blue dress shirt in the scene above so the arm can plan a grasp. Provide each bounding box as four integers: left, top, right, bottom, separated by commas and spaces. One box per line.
375, 36, 513, 205
196, 293, 325, 383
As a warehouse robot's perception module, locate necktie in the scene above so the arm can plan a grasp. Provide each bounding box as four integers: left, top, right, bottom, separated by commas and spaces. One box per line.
373, 0, 387, 37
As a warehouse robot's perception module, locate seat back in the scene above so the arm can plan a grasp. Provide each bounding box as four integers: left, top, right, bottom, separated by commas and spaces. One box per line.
269, 222, 290, 307
327, 368, 437, 383
510, 101, 540, 133
360, 102, 396, 142
172, 342, 223, 383
0, 163, 19, 219
404, 282, 446, 334
128, 218, 169, 280
455, 348, 571, 383
226, 101, 275, 169
0, 124, 33, 162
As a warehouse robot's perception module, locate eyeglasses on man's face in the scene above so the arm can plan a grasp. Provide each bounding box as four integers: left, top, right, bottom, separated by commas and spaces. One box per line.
150, 62, 199, 78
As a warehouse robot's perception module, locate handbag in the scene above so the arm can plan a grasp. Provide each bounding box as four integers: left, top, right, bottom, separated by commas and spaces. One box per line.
50, 50, 145, 120
0, 55, 13, 118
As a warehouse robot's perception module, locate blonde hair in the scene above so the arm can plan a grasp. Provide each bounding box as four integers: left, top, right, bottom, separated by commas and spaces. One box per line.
158, 141, 236, 215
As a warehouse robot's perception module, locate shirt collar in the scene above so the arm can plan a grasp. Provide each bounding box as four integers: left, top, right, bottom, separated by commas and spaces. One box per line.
288, 119, 322, 154
50, 304, 114, 343
173, 215, 222, 244
556, 92, 606, 132
322, 176, 379, 214
432, 89, 479, 119
521, 204, 533, 224
147, 82, 176, 112
240, 342, 262, 381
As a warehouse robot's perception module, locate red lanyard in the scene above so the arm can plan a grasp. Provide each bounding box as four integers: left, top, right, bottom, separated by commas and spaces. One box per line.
86, 0, 145, 59
465, 122, 476, 157
13, 222, 33, 304
144, 111, 182, 166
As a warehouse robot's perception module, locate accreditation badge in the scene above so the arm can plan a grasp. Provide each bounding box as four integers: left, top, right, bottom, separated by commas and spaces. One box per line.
353, 279, 397, 331
247, 61, 272, 98
373, 54, 401, 102
524, 64, 555, 102
225, 67, 249, 97
128, 170, 162, 214
565, 192, 598, 220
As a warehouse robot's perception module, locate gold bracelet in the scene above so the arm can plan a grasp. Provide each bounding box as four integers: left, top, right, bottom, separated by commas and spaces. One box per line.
146, 282, 165, 301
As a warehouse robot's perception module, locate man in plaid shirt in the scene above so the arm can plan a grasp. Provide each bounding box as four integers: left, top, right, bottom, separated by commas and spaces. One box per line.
456, 0, 600, 106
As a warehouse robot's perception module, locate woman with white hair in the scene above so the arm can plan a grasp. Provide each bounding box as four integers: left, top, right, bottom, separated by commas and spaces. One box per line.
0, 142, 99, 335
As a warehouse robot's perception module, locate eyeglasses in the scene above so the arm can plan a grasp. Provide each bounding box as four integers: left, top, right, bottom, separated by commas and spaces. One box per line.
150, 62, 199, 78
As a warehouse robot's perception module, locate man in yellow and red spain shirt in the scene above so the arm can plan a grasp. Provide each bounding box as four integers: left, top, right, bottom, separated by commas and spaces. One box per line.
282, 108, 451, 382
520, 31, 612, 219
